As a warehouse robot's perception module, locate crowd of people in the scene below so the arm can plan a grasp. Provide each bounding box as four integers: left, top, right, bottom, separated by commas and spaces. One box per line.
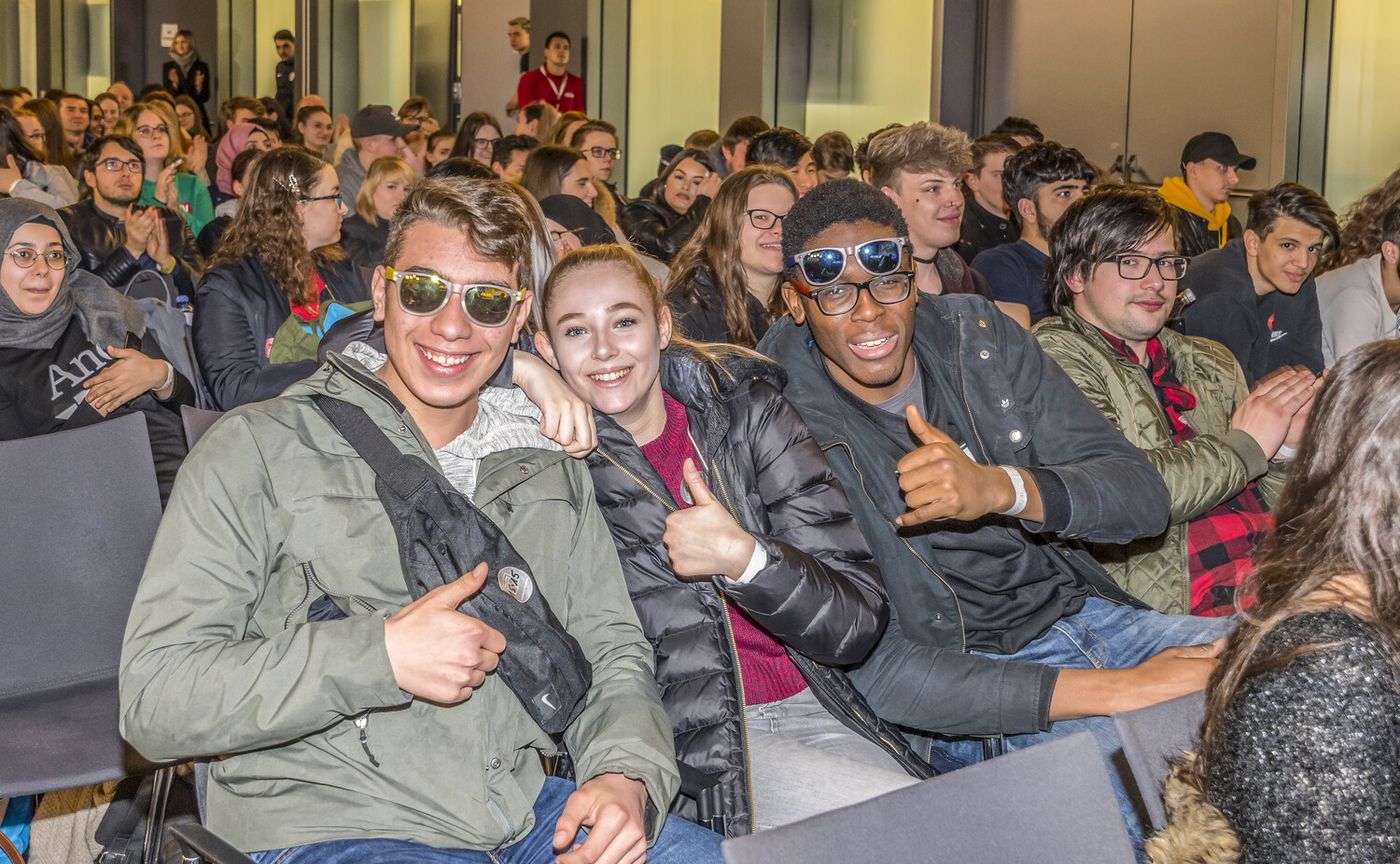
3, 14, 1399, 864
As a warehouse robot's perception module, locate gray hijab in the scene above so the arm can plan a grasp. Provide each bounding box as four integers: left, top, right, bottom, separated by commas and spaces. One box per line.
0, 198, 146, 350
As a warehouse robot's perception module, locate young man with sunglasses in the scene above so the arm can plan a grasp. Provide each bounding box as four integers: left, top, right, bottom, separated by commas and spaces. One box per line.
121, 178, 723, 864
758, 179, 1233, 850
1034, 186, 1316, 618
60, 135, 203, 294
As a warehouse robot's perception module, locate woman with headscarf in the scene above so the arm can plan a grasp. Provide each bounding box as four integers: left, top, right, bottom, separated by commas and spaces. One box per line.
0, 199, 194, 501
214, 121, 276, 207
162, 29, 211, 135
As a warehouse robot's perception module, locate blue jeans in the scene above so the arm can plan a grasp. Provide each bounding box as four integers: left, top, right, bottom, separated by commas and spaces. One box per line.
249, 777, 723, 864
926, 598, 1234, 854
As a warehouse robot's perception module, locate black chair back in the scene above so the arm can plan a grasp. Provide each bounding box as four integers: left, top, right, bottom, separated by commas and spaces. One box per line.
1113, 690, 1206, 831
181, 405, 224, 449
0, 413, 162, 797
720, 731, 1135, 864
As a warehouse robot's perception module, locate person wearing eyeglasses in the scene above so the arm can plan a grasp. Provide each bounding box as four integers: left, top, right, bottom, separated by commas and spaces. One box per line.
0, 106, 79, 208
665, 166, 795, 347
121, 177, 726, 864
111, 103, 216, 237
570, 120, 626, 210
0, 198, 194, 502
59, 134, 203, 296
448, 111, 503, 167
973, 141, 1095, 326
760, 179, 1236, 851
195, 147, 367, 409
1035, 186, 1317, 618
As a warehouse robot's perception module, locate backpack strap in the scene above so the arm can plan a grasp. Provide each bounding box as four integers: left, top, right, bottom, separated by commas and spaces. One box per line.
311, 394, 434, 501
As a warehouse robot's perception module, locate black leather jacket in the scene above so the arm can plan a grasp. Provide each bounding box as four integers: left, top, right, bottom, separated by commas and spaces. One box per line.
60, 200, 203, 296
619, 196, 710, 263
193, 254, 367, 409
585, 349, 932, 836
760, 294, 1168, 738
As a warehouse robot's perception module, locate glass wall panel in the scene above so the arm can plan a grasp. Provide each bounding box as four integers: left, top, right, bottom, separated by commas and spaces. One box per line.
625, 0, 722, 197
359, 0, 412, 108
62, 0, 111, 97
804, 0, 932, 142
255, 0, 297, 101
1325, 0, 1400, 210
0, 0, 40, 91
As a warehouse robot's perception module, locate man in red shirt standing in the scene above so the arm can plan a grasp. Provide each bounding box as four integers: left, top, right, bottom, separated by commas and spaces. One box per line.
516, 31, 584, 114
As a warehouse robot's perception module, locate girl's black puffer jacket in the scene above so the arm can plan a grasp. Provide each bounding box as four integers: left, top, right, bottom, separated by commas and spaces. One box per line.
585, 348, 934, 836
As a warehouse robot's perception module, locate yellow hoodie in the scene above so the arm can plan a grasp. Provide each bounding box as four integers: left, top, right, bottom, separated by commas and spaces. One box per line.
1158, 176, 1232, 250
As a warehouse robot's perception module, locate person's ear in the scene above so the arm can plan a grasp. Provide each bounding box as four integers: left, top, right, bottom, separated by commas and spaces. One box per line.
511, 291, 534, 340
878, 184, 900, 207
1383, 240, 1400, 264
83, 170, 97, 193
371, 265, 388, 322
782, 281, 806, 325
1016, 196, 1036, 229
963, 171, 980, 193
533, 328, 561, 370
232, 178, 245, 197
1065, 265, 1089, 298
657, 302, 674, 351
1243, 228, 1261, 258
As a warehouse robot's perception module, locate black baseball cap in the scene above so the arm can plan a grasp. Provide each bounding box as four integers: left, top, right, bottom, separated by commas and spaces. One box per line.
351, 105, 416, 139
1180, 132, 1256, 171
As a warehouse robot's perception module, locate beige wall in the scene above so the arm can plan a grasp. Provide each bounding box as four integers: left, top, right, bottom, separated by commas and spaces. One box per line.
1325, 0, 1400, 210
458, 0, 530, 119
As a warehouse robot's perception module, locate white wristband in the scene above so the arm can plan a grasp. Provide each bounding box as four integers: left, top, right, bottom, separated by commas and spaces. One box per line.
1274, 443, 1297, 461
152, 360, 174, 394
998, 465, 1028, 517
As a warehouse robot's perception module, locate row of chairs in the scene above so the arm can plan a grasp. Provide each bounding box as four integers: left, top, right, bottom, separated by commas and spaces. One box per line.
0, 411, 1204, 863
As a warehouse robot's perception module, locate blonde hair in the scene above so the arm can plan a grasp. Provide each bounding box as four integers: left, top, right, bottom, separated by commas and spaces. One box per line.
113, 102, 193, 173
355, 155, 413, 225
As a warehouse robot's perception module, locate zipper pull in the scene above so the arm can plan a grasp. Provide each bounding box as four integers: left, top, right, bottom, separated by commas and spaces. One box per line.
354, 713, 381, 767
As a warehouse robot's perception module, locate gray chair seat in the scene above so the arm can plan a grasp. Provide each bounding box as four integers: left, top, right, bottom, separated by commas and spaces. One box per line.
1113, 690, 1207, 831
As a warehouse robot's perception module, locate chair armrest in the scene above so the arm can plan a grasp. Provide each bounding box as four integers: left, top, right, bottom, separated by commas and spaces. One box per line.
168, 823, 257, 864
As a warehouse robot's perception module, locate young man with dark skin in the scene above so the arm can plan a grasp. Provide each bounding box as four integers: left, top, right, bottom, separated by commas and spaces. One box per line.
757, 178, 1231, 850
974, 142, 1094, 324
1034, 186, 1317, 617
119, 177, 723, 864
1179, 182, 1339, 383
1157, 132, 1253, 259
59, 135, 202, 295
868, 122, 1029, 327
516, 31, 584, 114
956, 133, 1021, 264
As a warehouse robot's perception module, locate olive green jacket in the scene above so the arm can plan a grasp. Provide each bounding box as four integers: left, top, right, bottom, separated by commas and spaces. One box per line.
1034, 308, 1288, 614
119, 353, 678, 853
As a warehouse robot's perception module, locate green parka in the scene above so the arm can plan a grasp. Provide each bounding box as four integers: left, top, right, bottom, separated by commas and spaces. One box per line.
119, 353, 679, 853
1034, 308, 1288, 614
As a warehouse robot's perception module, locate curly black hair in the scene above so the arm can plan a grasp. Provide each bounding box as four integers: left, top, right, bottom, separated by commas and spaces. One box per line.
781, 178, 908, 262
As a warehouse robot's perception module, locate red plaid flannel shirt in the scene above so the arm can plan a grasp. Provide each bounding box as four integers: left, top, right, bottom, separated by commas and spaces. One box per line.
1098, 331, 1270, 616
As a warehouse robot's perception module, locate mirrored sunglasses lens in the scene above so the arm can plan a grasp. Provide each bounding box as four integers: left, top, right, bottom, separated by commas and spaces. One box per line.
857, 240, 903, 275
398, 274, 450, 314
800, 249, 846, 285
466, 286, 515, 326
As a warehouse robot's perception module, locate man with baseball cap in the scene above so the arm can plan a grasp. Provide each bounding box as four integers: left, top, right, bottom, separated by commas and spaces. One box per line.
1157, 132, 1257, 258
337, 105, 418, 207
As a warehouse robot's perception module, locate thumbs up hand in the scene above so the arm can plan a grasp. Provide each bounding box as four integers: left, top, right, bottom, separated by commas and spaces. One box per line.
383, 563, 507, 704
663, 458, 758, 582
895, 405, 1015, 527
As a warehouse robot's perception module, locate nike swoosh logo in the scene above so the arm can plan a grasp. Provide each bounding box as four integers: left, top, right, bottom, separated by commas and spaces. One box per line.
540, 693, 558, 711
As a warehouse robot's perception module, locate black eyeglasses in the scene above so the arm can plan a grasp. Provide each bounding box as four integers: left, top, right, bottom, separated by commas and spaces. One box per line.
472, 136, 500, 150
746, 208, 787, 230
548, 227, 579, 243
385, 266, 525, 327
791, 271, 914, 317
98, 158, 144, 174
1104, 253, 1189, 281
135, 124, 169, 139
786, 237, 908, 286
5, 248, 68, 270
585, 146, 621, 160
298, 192, 343, 206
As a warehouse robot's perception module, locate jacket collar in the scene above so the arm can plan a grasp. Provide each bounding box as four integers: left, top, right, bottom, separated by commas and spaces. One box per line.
1053, 305, 1191, 361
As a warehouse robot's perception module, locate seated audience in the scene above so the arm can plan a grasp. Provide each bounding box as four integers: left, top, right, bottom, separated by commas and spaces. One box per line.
1035, 186, 1316, 616
450, 110, 503, 165
620, 147, 718, 263
340, 155, 411, 269
119, 177, 723, 863
522, 145, 598, 210
1158, 132, 1254, 258
197, 148, 260, 259
396, 95, 439, 137
666, 165, 796, 347
217, 95, 265, 136
1317, 202, 1400, 365
956, 133, 1021, 264
746, 127, 817, 198
258, 97, 291, 142
491, 133, 538, 184
539, 194, 616, 260
812, 130, 855, 184
1179, 183, 1338, 383
1323, 164, 1400, 273
195, 147, 367, 409
112, 103, 215, 236
292, 104, 334, 159
550, 110, 589, 147
426, 156, 498, 182
0, 198, 193, 500
759, 178, 1232, 848
1147, 339, 1400, 864
61, 134, 202, 295
571, 120, 625, 209
855, 122, 903, 184
173, 95, 202, 139
990, 115, 1044, 147
513, 101, 561, 145
535, 244, 929, 833
0, 106, 79, 208
23, 98, 78, 176
214, 121, 275, 201
708, 115, 769, 181
867, 123, 1021, 322
337, 105, 416, 208
56, 91, 94, 156
425, 129, 454, 168
975, 141, 1093, 324
94, 92, 120, 132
